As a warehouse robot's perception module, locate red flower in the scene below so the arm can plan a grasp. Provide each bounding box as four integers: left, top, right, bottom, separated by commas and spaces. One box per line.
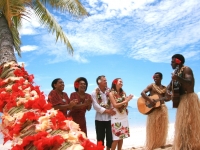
28, 74, 34, 83
78, 134, 104, 150
74, 82, 79, 88
0, 91, 9, 112
20, 135, 34, 147
175, 58, 181, 64
33, 135, 65, 150
13, 68, 28, 77
0, 79, 6, 86
112, 79, 118, 85
9, 124, 21, 136
19, 112, 39, 124
11, 132, 49, 150
50, 111, 67, 130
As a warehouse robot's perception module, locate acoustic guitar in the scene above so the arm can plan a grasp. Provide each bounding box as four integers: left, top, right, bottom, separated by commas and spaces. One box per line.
137, 95, 163, 115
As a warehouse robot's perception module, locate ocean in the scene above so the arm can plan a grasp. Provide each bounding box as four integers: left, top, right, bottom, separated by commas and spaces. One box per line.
86, 106, 177, 129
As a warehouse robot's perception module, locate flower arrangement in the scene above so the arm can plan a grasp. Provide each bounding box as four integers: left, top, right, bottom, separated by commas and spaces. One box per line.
0, 61, 104, 150
96, 88, 110, 109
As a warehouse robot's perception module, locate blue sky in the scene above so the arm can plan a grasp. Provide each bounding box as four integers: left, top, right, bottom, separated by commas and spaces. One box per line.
16, 0, 200, 108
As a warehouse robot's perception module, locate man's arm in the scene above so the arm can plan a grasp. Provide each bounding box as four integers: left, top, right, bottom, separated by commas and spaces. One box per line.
141, 84, 153, 103
91, 92, 115, 115
172, 67, 193, 86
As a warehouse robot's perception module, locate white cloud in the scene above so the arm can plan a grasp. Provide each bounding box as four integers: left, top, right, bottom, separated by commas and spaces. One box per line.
19, 0, 200, 63
19, 7, 43, 35
21, 45, 38, 52
68, 0, 200, 63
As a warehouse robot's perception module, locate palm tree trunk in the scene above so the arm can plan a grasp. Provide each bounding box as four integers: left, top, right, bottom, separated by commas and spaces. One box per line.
0, 14, 16, 66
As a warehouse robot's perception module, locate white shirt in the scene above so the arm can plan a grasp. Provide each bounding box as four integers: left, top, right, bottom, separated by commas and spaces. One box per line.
91, 87, 111, 121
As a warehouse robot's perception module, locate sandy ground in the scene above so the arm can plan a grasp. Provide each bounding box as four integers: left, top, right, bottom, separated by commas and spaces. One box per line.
0, 123, 175, 150
89, 123, 174, 150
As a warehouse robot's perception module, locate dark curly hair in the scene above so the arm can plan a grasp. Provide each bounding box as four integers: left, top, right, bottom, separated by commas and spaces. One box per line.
51, 78, 62, 89
74, 77, 88, 92
172, 54, 185, 64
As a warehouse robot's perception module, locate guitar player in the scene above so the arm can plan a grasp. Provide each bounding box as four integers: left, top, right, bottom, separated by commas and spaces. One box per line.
167, 54, 200, 149
141, 72, 168, 150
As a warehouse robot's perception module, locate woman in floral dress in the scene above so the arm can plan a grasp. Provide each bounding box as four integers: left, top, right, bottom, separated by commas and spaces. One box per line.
109, 78, 133, 150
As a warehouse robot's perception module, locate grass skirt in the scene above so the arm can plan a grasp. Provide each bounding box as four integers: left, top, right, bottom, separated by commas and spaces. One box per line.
173, 93, 200, 150
145, 104, 168, 150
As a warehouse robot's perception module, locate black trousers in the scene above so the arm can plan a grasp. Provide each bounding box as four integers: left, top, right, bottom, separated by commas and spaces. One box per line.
95, 120, 113, 148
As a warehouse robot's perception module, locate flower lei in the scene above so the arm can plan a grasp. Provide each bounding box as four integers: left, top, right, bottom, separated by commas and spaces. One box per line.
96, 88, 110, 109
0, 61, 104, 150
177, 66, 185, 77
112, 90, 126, 114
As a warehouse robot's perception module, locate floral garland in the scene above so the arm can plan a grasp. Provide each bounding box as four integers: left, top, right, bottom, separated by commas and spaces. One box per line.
112, 90, 126, 114
0, 61, 104, 150
177, 66, 185, 77
96, 88, 110, 109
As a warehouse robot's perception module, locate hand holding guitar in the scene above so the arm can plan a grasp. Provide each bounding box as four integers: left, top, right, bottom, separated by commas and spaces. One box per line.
148, 99, 156, 107
137, 95, 164, 115
171, 73, 178, 81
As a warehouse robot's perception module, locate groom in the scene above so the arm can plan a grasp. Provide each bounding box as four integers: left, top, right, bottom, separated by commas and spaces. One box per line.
91, 75, 116, 150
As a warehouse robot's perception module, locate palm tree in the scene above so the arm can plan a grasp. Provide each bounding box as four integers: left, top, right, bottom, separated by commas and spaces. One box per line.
0, 0, 88, 65
0, 1, 104, 150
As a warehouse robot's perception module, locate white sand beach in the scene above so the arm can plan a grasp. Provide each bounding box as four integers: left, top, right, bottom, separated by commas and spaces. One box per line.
0, 123, 174, 150
88, 123, 174, 150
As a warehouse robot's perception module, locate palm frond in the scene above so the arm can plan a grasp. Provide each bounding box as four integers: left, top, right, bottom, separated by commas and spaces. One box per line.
1, 0, 31, 56
41, 0, 89, 17
10, 25, 21, 56
0, 0, 6, 11
33, 0, 73, 54
3, 0, 12, 27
